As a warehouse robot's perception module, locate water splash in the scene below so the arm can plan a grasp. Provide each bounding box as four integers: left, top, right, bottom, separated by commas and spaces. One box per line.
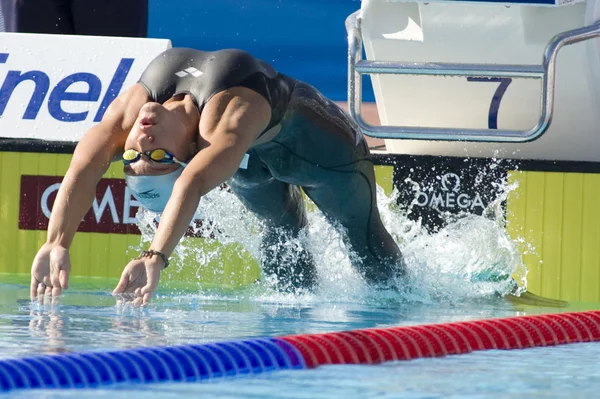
133, 162, 529, 307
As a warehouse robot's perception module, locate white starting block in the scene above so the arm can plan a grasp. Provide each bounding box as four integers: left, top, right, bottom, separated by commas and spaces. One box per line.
348, 0, 600, 161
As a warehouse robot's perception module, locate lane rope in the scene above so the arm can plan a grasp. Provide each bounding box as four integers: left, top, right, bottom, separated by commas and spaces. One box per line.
1, 310, 598, 392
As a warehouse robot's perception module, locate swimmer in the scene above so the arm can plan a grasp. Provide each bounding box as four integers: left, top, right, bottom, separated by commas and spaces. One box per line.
30, 47, 406, 305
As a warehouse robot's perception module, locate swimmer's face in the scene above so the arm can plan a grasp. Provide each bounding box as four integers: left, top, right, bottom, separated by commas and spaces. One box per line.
124, 94, 199, 176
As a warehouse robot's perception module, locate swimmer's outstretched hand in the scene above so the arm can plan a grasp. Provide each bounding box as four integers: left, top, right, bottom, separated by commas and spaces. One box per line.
112, 257, 164, 307
30, 243, 71, 303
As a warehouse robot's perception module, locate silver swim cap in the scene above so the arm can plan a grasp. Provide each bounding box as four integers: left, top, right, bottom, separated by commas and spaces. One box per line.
125, 166, 185, 213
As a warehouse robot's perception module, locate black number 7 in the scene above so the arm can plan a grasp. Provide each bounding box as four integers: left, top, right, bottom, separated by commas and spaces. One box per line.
466, 77, 512, 129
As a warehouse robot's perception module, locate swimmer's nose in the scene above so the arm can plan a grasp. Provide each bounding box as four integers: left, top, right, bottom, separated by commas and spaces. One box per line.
130, 129, 154, 149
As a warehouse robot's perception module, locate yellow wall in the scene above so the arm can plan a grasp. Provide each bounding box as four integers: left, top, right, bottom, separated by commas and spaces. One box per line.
3, 149, 599, 303
506, 170, 600, 303
374, 164, 394, 196
0, 151, 260, 289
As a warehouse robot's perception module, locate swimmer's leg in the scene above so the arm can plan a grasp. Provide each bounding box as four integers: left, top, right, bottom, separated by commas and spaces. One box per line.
229, 159, 317, 292
302, 161, 406, 288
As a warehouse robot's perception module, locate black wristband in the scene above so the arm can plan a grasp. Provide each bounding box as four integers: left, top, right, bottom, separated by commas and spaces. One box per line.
137, 249, 169, 269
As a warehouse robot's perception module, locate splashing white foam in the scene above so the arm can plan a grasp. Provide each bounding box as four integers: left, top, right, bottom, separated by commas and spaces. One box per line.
133, 166, 528, 306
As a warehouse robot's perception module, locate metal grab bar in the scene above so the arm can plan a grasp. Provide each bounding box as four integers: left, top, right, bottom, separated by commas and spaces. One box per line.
346, 10, 600, 142
354, 61, 545, 78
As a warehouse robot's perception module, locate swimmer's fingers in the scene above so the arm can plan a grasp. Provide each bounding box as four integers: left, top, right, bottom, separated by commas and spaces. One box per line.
112, 260, 148, 304
59, 268, 70, 291
49, 247, 71, 296
140, 285, 156, 307
30, 276, 41, 302
31, 251, 50, 302
32, 278, 52, 305
30, 244, 71, 303
32, 280, 46, 302
50, 270, 62, 298
133, 296, 144, 308
45, 269, 70, 305
138, 262, 162, 307
112, 273, 130, 296
31, 273, 52, 303
112, 258, 163, 307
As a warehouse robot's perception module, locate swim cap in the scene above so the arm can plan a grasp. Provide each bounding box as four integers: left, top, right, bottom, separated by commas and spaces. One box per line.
125, 167, 185, 213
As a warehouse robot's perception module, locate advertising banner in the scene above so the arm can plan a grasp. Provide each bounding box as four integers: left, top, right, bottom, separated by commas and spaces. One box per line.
0, 32, 171, 141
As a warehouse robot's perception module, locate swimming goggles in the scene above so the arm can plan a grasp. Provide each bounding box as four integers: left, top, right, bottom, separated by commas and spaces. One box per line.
122, 149, 188, 167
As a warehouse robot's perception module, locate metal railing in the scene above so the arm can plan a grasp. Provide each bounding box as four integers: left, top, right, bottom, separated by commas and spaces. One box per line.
346, 10, 600, 142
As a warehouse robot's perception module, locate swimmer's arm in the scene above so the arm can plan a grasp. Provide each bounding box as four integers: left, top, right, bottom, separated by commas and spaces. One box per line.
148, 87, 271, 258
46, 85, 148, 248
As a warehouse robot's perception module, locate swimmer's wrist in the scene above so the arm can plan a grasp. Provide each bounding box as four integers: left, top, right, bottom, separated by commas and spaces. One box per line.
136, 249, 170, 269
46, 232, 73, 250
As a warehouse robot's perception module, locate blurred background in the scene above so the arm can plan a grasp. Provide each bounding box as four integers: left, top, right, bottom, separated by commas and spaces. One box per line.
147, 0, 371, 102
0, 0, 372, 102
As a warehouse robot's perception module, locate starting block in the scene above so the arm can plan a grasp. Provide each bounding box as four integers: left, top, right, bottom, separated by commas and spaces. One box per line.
348, 0, 600, 162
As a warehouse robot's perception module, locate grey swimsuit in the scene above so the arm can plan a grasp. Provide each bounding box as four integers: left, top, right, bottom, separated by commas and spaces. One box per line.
139, 48, 405, 291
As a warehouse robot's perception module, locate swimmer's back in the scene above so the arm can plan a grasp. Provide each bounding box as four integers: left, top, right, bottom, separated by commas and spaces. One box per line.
138, 48, 296, 130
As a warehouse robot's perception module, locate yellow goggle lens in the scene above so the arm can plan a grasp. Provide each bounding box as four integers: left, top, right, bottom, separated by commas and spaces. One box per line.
150, 149, 167, 161
122, 149, 139, 161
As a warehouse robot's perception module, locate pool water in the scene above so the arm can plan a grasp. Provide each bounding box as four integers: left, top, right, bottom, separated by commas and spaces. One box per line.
1, 280, 599, 398
0, 281, 544, 358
